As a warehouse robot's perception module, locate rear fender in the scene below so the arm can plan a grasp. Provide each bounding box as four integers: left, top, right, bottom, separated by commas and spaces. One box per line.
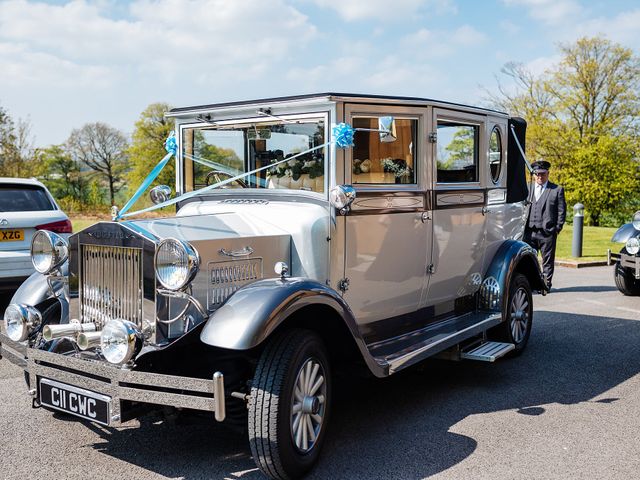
481, 240, 545, 312
200, 277, 385, 377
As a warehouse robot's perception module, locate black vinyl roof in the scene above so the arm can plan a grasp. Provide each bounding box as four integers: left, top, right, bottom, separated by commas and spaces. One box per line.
169, 92, 507, 116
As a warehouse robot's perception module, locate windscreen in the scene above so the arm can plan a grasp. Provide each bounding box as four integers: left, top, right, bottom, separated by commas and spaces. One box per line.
0, 185, 55, 212
182, 116, 326, 194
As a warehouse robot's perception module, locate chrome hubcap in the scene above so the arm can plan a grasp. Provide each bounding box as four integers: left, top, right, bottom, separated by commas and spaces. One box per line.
510, 287, 530, 344
291, 358, 326, 453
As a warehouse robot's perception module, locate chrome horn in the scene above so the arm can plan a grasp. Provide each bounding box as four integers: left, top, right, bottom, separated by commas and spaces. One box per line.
77, 331, 102, 350
42, 322, 96, 341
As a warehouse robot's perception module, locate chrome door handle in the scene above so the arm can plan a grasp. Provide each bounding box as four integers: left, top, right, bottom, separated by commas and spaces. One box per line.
420, 212, 432, 223
481, 206, 489, 215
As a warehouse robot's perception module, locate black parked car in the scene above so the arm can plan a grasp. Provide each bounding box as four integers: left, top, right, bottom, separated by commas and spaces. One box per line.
609, 211, 640, 295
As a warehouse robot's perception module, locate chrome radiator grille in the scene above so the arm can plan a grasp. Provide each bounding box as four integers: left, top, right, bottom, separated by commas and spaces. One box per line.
209, 258, 262, 309
80, 245, 143, 329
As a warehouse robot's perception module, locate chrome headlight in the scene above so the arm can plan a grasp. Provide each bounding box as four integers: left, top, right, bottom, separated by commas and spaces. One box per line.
329, 185, 356, 211
154, 238, 200, 291
626, 237, 640, 255
100, 319, 143, 364
632, 211, 640, 230
31, 230, 68, 274
4, 304, 41, 342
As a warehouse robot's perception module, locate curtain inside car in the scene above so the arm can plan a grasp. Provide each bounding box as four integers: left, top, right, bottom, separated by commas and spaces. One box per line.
507, 117, 528, 204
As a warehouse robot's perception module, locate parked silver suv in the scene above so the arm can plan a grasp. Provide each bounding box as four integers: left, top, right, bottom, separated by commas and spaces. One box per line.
0, 94, 544, 479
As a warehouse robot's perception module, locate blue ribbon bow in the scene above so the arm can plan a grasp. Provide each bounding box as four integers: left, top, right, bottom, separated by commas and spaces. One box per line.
333, 123, 355, 148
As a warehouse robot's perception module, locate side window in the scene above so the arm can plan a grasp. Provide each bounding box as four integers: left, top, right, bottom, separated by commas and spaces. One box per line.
352, 117, 417, 185
436, 121, 479, 183
489, 126, 502, 183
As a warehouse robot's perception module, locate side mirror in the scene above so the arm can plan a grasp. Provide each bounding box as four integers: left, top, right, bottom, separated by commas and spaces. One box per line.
329, 185, 356, 215
150, 185, 172, 205
378, 116, 397, 143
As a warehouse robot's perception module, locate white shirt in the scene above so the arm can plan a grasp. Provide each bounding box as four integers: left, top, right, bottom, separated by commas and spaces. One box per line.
534, 181, 548, 201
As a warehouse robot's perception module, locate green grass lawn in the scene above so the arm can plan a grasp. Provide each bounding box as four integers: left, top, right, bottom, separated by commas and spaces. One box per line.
556, 224, 619, 261
70, 216, 110, 233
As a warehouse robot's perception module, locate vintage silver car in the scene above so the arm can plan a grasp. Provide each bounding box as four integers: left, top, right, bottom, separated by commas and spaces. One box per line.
0, 93, 545, 479
608, 211, 640, 295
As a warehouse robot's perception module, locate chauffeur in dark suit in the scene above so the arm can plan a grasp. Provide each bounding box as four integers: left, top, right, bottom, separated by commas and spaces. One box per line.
524, 160, 566, 290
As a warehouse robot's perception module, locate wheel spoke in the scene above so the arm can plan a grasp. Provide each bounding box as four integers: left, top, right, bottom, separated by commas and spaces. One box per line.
308, 363, 320, 393
316, 395, 325, 404
298, 367, 307, 394
292, 412, 302, 433
309, 375, 324, 396
292, 402, 302, 414
302, 414, 308, 451
295, 414, 304, 448
294, 386, 303, 402
304, 361, 313, 394
306, 414, 316, 442
311, 413, 322, 424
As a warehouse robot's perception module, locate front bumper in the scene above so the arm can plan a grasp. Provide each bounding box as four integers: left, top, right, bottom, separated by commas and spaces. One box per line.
608, 250, 640, 279
0, 331, 226, 425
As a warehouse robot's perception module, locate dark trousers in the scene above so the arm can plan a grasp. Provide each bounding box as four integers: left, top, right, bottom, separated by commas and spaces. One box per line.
524, 229, 557, 287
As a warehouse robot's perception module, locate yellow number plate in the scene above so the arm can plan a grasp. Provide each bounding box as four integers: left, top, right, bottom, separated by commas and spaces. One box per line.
0, 229, 24, 242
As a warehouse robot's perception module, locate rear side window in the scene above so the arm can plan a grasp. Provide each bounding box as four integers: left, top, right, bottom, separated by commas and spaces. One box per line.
0, 185, 55, 212
436, 121, 479, 183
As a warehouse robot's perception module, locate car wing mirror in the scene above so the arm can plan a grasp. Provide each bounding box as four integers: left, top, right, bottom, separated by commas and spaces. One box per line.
378, 116, 397, 143
150, 185, 172, 205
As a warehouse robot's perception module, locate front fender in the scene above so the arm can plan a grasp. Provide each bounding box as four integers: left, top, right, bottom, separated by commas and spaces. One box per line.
9, 271, 68, 323
612, 223, 639, 243
200, 277, 359, 350
481, 240, 545, 311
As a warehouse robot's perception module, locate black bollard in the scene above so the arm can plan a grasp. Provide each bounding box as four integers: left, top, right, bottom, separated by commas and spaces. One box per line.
572, 203, 584, 257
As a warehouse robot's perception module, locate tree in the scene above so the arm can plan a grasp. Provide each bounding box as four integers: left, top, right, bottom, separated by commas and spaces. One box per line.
0, 107, 36, 177
34, 145, 88, 201
489, 36, 640, 226
127, 103, 175, 201
67, 122, 129, 206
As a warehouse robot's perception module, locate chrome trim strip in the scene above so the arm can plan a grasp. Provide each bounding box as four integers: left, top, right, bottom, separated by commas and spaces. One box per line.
0, 333, 27, 368
387, 313, 502, 374
21, 347, 224, 425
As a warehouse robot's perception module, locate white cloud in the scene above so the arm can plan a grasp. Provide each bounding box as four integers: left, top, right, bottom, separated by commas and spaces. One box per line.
310, 0, 456, 21
401, 25, 486, 58
499, 19, 521, 35
0, 42, 114, 88
502, 0, 581, 26
568, 9, 640, 49
0, 0, 317, 86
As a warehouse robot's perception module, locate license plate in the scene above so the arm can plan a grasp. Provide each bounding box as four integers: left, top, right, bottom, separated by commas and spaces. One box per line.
0, 229, 23, 241
39, 378, 111, 426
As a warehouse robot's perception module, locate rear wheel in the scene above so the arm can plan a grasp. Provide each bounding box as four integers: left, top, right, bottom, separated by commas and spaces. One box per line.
248, 329, 331, 479
489, 273, 532, 355
614, 260, 640, 296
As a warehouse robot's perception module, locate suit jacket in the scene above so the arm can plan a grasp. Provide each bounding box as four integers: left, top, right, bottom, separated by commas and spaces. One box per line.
527, 181, 567, 235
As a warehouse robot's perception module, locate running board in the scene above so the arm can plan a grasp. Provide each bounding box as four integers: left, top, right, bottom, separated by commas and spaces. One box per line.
461, 342, 515, 362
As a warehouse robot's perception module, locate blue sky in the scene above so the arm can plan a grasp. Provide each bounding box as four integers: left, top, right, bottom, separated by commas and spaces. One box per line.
1, 0, 638, 147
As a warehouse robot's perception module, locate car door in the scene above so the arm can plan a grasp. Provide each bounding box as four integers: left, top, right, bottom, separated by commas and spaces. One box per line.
341, 104, 432, 343
426, 108, 488, 315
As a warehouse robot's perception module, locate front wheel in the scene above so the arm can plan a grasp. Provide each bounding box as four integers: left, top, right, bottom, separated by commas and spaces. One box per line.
489, 273, 533, 355
248, 329, 331, 479
614, 261, 640, 296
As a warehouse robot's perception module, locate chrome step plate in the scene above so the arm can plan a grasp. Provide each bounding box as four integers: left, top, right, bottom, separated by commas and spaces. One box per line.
461, 342, 515, 362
